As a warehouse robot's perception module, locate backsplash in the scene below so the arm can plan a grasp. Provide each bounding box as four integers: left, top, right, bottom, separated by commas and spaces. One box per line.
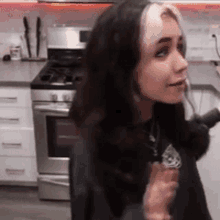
1, 3, 220, 61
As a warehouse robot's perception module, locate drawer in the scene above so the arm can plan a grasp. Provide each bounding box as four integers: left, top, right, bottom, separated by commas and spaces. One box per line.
0, 128, 35, 156
0, 108, 33, 128
0, 87, 32, 107
0, 156, 37, 182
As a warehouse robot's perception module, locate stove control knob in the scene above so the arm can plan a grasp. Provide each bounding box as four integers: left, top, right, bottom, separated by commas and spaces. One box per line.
51, 94, 58, 102
63, 94, 71, 102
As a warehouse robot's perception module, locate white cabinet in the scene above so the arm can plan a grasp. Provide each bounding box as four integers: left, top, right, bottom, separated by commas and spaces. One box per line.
0, 87, 32, 107
0, 128, 35, 157
184, 89, 204, 120
199, 89, 219, 115
0, 108, 34, 128
0, 86, 37, 186
0, 157, 37, 182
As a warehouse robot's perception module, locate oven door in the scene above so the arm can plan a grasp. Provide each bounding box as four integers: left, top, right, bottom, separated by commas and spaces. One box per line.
33, 101, 79, 175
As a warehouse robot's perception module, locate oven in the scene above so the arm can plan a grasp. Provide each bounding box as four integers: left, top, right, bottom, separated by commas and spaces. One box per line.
32, 90, 78, 200
31, 25, 91, 200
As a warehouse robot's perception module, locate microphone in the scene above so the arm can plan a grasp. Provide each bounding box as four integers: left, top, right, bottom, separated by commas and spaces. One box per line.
193, 108, 220, 129
185, 78, 220, 129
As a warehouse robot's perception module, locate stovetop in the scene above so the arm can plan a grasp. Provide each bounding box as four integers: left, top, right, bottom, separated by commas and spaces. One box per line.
31, 60, 85, 90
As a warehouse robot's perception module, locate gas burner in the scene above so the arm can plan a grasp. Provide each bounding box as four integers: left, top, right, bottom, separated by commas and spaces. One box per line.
31, 48, 86, 90
31, 62, 85, 90
42, 68, 71, 77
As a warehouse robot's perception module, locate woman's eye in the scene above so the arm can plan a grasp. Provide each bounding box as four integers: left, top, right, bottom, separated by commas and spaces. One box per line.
155, 47, 169, 58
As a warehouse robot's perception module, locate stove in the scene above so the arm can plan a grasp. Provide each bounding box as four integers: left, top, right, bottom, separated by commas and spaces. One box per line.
31, 26, 91, 201
31, 50, 86, 88
31, 25, 91, 92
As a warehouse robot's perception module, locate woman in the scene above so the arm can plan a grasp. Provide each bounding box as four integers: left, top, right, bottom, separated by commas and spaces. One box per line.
69, 1, 213, 219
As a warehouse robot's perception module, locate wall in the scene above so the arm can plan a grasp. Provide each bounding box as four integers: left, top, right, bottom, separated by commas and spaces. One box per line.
181, 5, 220, 61
1, 3, 220, 61
0, 3, 110, 58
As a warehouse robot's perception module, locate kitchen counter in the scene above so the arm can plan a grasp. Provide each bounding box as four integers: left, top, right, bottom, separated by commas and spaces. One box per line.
0, 60, 219, 91
187, 61, 220, 93
0, 60, 46, 87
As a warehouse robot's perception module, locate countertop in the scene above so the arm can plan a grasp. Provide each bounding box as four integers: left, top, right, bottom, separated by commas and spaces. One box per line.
0, 60, 46, 87
188, 61, 220, 93
0, 60, 220, 92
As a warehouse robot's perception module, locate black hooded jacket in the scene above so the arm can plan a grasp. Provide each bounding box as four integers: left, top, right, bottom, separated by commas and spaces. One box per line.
69, 108, 220, 220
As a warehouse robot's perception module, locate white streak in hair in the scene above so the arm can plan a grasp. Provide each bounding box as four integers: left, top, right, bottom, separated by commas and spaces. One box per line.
161, 3, 186, 33
140, 3, 163, 46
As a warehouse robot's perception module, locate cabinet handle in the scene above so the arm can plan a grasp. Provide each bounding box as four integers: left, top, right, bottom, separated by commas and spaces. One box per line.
0, 97, 17, 103
5, 168, 25, 175
0, 117, 20, 124
58, 135, 79, 139
2, 143, 22, 148
41, 178, 69, 187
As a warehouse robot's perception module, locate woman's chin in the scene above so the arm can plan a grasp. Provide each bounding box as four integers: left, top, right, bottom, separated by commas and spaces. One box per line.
160, 95, 184, 104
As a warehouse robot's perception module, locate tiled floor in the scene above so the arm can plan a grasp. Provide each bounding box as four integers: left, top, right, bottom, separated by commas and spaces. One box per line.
0, 186, 71, 220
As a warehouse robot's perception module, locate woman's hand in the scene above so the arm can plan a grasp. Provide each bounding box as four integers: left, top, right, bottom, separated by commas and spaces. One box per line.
143, 162, 179, 219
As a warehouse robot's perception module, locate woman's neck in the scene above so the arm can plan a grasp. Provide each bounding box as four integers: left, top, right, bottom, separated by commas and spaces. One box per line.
133, 97, 155, 125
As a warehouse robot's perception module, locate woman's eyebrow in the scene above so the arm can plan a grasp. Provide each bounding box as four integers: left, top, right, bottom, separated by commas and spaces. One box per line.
157, 37, 171, 44
157, 35, 183, 45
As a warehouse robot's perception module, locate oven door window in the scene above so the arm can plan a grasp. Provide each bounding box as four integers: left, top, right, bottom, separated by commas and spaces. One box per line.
46, 116, 79, 157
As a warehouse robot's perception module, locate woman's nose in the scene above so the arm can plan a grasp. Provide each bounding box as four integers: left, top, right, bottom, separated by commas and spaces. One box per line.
173, 52, 188, 74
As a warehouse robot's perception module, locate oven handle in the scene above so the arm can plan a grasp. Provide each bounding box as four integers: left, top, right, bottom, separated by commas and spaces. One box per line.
34, 105, 70, 114
41, 178, 70, 187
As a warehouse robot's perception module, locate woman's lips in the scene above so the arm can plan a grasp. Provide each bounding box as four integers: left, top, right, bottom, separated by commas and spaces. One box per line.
169, 79, 186, 87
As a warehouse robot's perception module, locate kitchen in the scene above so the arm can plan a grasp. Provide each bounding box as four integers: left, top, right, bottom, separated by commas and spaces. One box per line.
0, 1, 220, 220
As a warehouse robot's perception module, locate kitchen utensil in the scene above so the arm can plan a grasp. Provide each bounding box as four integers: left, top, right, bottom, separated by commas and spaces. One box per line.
23, 16, 31, 58
36, 17, 41, 57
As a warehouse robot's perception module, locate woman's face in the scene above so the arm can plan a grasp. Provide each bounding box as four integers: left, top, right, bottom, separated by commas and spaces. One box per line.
135, 5, 188, 104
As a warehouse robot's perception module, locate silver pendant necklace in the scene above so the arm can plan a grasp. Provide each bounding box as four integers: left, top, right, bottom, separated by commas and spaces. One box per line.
162, 144, 182, 168
145, 118, 182, 168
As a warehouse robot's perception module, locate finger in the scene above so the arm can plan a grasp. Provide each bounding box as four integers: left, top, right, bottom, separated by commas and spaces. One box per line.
149, 162, 160, 183
164, 169, 179, 183
170, 169, 179, 182
159, 163, 167, 172
168, 181, 179, 191
153, 164, 165, 182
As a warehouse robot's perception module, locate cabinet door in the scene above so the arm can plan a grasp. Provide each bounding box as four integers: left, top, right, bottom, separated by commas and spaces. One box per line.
0, 108, 34, 128
0, 128, 35, 156
184, 89, 203, 120
0, 87, 32, 108
0, 156, 37, 182
199, 89, 218, 115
